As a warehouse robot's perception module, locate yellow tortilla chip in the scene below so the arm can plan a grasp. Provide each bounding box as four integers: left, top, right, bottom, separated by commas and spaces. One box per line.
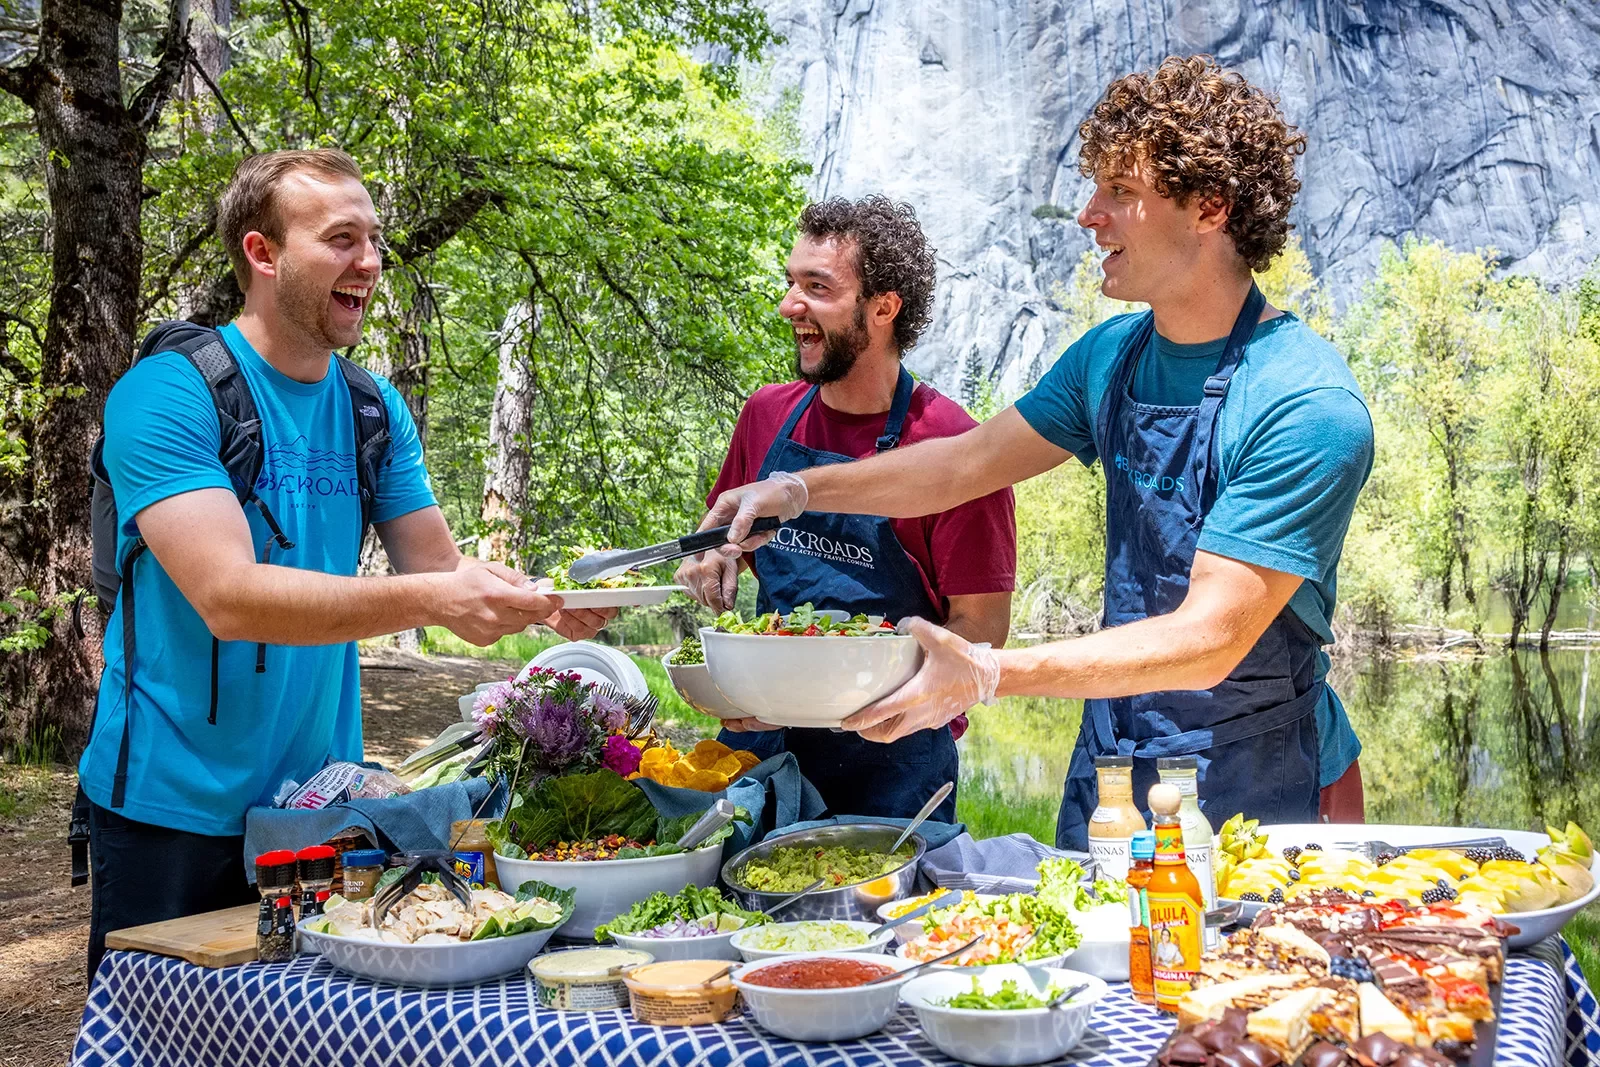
734, 750, 761, 773
684, 768, 730, 792
712, 754, 743, 778
693, 738, 732, 758
665, 762, 696, 788
640, 747, 675, 769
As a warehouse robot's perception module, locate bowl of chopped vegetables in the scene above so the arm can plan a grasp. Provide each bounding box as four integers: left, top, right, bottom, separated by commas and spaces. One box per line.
721, 822, 925, 922
661, 638, 746, 720
729, 919, 895, 961
876, 891, 1003, 945
698, 604, 921, 728
594, 885, 768, 962
899, 964, 1108, 1066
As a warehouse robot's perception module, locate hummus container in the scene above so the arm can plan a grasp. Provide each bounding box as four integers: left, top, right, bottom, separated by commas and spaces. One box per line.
622, 959, 740, 1026
530, 947, 653, 1011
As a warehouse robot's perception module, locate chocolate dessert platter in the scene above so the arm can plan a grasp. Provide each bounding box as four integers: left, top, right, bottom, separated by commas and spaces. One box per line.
1152, 890, 1516, 1067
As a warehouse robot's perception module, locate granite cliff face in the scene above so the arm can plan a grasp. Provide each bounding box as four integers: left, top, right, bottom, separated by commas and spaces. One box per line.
751, 0, 1600, 394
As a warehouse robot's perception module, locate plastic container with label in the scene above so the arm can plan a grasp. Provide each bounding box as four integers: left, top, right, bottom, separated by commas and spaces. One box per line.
623, 959, 741, 1025
530, 947, 653, 1011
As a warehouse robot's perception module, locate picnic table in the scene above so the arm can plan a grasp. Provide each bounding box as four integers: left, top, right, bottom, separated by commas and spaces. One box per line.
72, 938, 1600, 1067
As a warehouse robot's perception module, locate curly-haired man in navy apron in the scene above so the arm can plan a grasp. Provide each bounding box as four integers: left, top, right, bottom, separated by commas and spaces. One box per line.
699, 56, 1372, 843
676, 197, 1017, 824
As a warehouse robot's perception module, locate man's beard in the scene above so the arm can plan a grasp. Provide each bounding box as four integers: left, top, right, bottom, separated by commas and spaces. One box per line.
794, 300, 869, 385
278, 252, 363, 351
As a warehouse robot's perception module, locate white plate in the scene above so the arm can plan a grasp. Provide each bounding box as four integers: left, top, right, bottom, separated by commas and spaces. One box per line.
1226, 823, 1598, 948
519, 640, 649, 699
544, 585, 686, 609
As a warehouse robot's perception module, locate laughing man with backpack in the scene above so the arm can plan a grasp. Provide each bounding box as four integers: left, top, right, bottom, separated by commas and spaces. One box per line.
76, 149, 612, 979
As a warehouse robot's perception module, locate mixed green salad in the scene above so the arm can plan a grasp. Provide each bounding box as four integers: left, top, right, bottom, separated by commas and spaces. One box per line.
669, 634, 704, 666
594, 884, 768, 942
713, 602, 897, 637
936, 977, 1072, 1010
547, 546, 658, 591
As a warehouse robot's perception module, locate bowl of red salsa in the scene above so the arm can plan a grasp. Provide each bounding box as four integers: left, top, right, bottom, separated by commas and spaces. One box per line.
732, 953, 919, 1042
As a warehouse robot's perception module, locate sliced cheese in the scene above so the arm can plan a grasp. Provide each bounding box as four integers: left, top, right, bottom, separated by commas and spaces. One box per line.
1246, 986, 1331, 1056
1255, 923, 1331, 966
1358, 981, 1416, 1044
1177, 974, 1306, 1028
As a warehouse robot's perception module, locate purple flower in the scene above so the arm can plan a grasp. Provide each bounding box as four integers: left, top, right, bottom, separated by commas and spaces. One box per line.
525, 696, 588, 770
591, 691, 629, 733
601, 733, 642, 776
472, 682, 514, 735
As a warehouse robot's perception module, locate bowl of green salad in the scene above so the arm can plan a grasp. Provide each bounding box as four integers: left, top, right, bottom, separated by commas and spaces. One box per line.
661, 636, 746, 720
699, 604, 921, 728
721, 822, 925, 922
899, 964, 1108, 1066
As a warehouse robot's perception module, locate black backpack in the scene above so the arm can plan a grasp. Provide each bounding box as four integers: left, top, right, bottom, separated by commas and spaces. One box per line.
69, 321, 393, 885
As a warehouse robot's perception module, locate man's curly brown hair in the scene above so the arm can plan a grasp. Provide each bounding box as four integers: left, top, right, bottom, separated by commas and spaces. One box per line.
798, 196, 937, 351
1078, 55, 1306, 272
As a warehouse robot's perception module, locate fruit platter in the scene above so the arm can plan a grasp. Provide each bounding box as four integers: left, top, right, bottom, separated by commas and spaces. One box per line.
1213, 818, 1596, 948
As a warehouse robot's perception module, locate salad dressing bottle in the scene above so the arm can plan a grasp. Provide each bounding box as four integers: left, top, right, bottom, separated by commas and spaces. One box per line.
1156, 756, 1217, 949
1087, 755, 1146, 881
1145, 783, 1203, 1013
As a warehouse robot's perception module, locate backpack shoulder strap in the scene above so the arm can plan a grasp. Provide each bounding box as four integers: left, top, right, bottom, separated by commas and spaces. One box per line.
335, 355, 393, 535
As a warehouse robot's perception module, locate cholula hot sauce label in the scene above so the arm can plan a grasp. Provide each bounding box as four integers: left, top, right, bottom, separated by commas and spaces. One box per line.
1148, 823, 1203, 1010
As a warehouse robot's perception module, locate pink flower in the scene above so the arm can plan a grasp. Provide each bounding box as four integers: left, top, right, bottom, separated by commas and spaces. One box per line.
601, 733, 642, 777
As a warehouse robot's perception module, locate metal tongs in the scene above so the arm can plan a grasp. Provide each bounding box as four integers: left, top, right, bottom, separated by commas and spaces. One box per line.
370, 849, 475, 929
565, 517, 782, 585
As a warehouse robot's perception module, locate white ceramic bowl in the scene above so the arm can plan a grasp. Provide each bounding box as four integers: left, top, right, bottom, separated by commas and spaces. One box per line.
494, 845, 724, 939
608, 927, 742, 962
1060, 901, 1132, 981
661, 649, 746, 719
699, 626, 922, 728
894, 941, 1070, 973
730, 920, 896, 962
1244, 823, 1599, 949
900, 964, 1108, 1066
733, 952, 919, 1041
297, 921, 556, 986
874, 893, 1004, 946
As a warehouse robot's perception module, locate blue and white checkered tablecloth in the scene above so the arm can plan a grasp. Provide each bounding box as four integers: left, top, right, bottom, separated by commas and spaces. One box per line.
73, 940, 1600, 1067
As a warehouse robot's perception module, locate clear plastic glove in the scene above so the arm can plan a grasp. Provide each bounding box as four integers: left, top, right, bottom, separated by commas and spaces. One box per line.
840, 617, 1001, 743
673, 551, 740, 612
717, 715, 783, 733
705, 471, 809, 557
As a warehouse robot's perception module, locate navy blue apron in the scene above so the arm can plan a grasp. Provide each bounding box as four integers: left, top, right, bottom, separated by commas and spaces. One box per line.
1055, 286, 1322, 850
717, 367, 958, 823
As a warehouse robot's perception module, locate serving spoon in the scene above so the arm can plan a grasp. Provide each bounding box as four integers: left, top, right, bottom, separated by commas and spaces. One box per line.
862, 933, 986, 985
764, 877, 827, 914
888, 781, 955, 856
675, 799, 737, 851
869, 888, 962, 938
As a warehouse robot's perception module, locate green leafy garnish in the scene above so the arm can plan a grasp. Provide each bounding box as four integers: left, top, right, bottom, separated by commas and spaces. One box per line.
936, 977, 1067, 1010
593, 883, 768, 942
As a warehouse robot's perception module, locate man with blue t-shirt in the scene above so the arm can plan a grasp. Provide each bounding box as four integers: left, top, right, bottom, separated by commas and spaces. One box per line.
79, 148, 610, 977
700, 56, 1372, 846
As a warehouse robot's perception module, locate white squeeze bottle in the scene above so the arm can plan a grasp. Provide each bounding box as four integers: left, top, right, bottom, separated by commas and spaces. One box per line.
1156, 756, 1217, 948
1087, 755, 1147, 880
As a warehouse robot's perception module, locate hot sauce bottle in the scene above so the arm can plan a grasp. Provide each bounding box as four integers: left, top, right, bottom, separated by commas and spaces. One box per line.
1145, 783, 1203, 1012
1126, 830, 1156, 1005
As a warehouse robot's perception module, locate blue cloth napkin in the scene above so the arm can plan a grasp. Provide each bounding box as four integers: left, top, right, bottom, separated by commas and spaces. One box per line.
632, 752, 827, 860
243, 777, 502, 882
919, 831, 1091, 893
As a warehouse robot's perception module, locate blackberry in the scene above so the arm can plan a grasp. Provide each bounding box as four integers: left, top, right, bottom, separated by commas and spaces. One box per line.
1374, 851, 1398, 866
1268, 887, 1285, 904
1491, 846, 1527, 863
1238, 892, 1265, 902
1463, 847, 1494, 865
1304, 843, 1323, 851
1362, 890, 1377, 897
1420, 886, 1456, 904
1288, 869, 1302, 881
1282, 845, 1303, 863
1436, 877, 1452, 889
1328, 956, 1375, 984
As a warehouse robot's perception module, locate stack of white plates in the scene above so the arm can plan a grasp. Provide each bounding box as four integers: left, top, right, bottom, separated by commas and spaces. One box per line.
458, 641, 651, 721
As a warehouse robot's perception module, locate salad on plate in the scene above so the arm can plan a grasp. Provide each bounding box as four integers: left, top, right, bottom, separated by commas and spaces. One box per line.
713, 602, 897, 637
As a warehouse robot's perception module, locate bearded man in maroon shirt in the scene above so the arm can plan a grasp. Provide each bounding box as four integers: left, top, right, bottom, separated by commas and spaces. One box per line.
676, 196, 1017, 822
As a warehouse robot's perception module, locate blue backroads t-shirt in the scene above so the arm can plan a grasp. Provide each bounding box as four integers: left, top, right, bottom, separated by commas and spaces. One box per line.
77, 323, 436, 835
1014, 312, 1373, 787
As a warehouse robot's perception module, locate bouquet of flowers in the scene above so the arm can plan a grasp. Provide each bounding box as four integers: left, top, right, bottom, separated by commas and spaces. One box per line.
470, 668, 642, 786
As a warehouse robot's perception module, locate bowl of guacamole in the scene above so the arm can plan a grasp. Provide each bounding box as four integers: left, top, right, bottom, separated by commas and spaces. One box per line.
721, 823, 926, 923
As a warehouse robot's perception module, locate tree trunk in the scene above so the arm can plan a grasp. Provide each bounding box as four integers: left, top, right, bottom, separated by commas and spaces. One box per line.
0, 0, 189, 753
479, 301, 538, 569
1540, 534, 1571, 652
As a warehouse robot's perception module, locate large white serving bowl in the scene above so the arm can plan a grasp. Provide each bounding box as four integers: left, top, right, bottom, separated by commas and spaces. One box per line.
609, 927, 742, 962
733, 953, 919, 1042
699, 626, 922, 728
900, 965, 1108, 1066
661, 649, 746, 720
729, 920, 895, 962
494, 844, 724, 940
1060, 901, 1132, 981
298, 921, 557, 986
1239, 824, 1599, 949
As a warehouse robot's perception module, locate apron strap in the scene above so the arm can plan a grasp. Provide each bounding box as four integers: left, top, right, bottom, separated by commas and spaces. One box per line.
1189, 284, 1265, 527
1094, 679, 1323, 760
875, 367, 917, 453
1092, 313, 1156, 462
773, 384, 822, 445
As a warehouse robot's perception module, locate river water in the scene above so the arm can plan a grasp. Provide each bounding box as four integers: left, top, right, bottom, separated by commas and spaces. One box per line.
954, 646, 1600, 841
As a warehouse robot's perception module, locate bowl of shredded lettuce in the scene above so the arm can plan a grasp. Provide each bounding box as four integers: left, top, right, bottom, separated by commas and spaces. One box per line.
900, 965, 1108, 1066
699, 605, 921, 728
730, 919, 894, 962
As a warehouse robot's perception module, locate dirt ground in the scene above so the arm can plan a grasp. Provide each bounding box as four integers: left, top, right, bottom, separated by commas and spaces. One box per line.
0, 648, 543, 1067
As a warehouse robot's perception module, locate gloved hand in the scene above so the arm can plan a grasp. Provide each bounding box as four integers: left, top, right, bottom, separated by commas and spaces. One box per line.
705, 471, 809, 557
673, 550, 741, 612
841, 617, 1001, 743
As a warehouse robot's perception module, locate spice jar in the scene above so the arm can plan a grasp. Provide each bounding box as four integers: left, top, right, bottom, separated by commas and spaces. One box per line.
296, 845, 337, 919
254, 850, 298, 963
451, 819, 499, 890
339, 849, 387, 901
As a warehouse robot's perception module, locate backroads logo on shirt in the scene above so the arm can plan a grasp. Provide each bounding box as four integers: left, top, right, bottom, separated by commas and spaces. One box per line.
1114, 452, 1185, 496
257, 435, 359, 503
770, 526, 875, 569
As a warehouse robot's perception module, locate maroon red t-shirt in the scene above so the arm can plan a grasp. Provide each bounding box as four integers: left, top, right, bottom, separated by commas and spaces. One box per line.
708, 380, 1018, 620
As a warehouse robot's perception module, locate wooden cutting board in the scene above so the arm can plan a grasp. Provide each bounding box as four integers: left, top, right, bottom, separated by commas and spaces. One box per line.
104, 904, 260, 967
